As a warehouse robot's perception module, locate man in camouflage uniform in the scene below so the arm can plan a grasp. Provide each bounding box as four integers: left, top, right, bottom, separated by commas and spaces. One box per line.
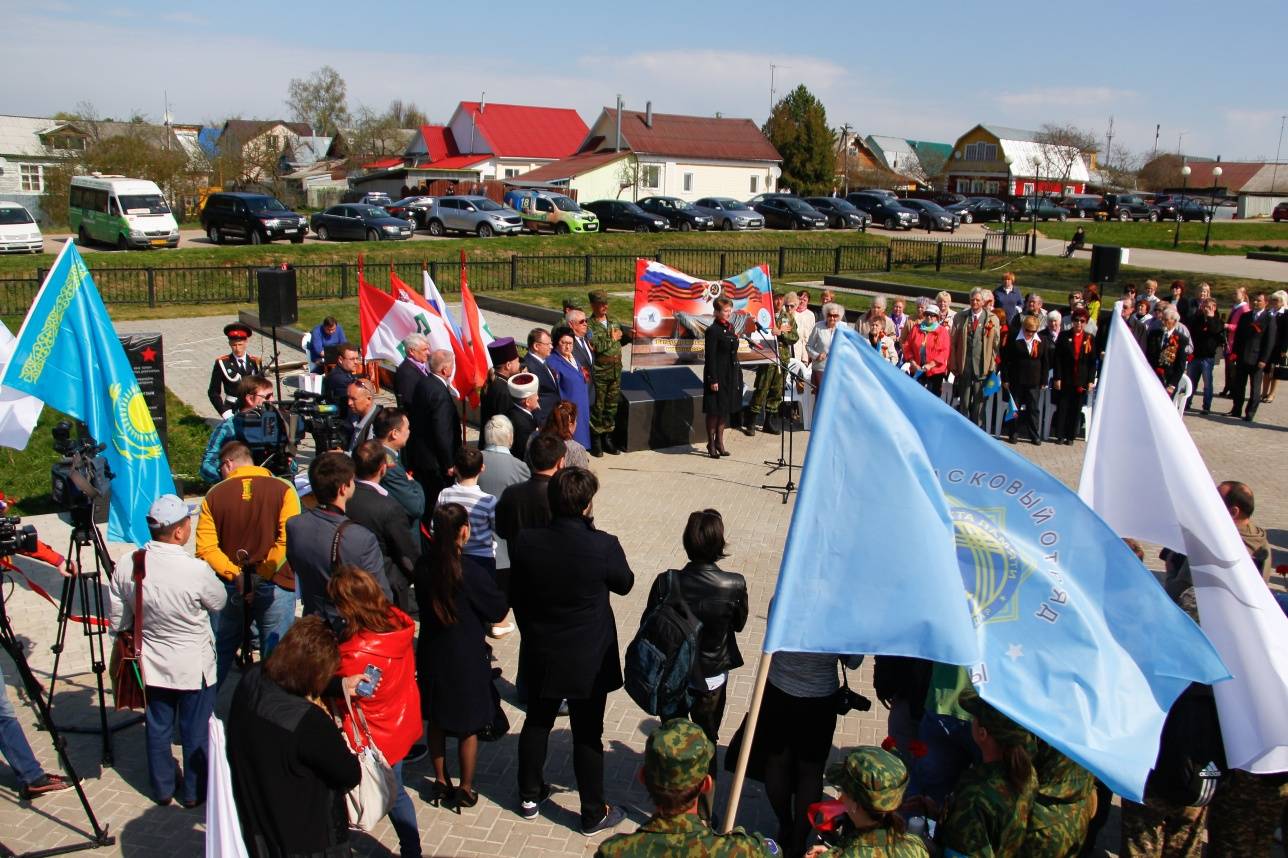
1205, 768, 1288, 857
813, 747, 929, 857
937, 687, 1036, 858
587, 290, 624, 456
597, 719, 779, 858
1023, 737, 1095, 857
745, 292, 798, 436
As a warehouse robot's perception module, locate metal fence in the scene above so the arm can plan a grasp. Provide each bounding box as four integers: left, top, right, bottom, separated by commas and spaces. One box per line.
0, 234, 1034, 315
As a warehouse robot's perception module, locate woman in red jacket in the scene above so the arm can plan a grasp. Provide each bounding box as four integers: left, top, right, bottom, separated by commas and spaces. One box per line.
328, 565, 422, 858
904, 303, 952, 397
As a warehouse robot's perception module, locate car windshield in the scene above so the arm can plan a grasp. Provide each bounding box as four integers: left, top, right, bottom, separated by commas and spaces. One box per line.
247, 197, 287, 212
118, 194, 170, 215
710, 198, 740, 209
470, 198, 504, 211
783, 199, 814, 213
355, 206, 388, 218
0, 208, 34, 225
551, 195, 581, 212
670, 199, 693, 210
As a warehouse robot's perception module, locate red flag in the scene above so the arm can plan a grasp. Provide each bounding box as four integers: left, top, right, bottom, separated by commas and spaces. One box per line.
459, 251, 489, 390
390, 267, 478, 403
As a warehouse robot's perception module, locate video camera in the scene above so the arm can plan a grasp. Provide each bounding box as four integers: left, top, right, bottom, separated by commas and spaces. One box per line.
50, 421, 113, 533
0, 515, 37, 557
284, 390, 351, 454
232, 405, 296, 477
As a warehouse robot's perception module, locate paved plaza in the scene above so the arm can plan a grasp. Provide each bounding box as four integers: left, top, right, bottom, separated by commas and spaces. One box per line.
0, 310, 1284, 857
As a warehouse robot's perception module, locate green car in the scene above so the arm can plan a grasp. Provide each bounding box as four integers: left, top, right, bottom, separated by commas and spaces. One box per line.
1014, 198, 1069, 222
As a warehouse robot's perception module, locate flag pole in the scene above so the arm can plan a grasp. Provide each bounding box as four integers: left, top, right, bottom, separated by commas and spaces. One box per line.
721, 650, 773, 833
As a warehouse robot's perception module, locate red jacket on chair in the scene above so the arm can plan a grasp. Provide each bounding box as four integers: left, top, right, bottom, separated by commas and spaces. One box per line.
336, 607, 421, 766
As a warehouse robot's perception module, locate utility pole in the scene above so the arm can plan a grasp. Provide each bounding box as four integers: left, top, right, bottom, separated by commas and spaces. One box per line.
769, 64, 788, 115
1272, 114, 1287, 200
1177, 131, 1186, 156
840, 123, 852, 195
1152, 123, 1160, 161
1105, 116, 1115, 172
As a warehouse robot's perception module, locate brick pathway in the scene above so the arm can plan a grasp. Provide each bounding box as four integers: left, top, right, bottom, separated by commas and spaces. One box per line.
0, 312, 1283, 857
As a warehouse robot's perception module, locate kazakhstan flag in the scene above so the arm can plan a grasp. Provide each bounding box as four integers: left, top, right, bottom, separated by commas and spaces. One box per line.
764, 328, 1228, 800
2, 243, 174, 545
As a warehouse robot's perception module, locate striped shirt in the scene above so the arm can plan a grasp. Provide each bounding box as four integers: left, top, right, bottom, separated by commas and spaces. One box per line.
435, 482, 497, 559
769, 651, 864, 699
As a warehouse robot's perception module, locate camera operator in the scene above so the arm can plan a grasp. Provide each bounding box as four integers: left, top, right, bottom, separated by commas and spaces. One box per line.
201, 376, 277, 484
346, 379, 383, 454
207, 323, 263, 418
324, 343, 362, 419
195, 441, 301, 688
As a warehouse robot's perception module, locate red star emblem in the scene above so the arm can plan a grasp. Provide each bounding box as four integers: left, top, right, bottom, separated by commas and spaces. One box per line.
140, 346, 157, 362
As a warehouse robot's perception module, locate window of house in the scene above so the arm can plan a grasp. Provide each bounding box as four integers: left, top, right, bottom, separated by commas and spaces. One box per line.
1022, 182, 1035, 196
503, 168, 520, 179
971, 179, 985, 193
955, 179, 969, 193
750, 175, 759, 194
19, 164, 43, 192
683, 172, 693, 192
641, 164, 661, 189
986, 181, 1000, 194
1064, 185, 1075, 195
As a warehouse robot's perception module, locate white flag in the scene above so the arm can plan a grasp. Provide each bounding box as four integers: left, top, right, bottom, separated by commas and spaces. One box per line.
0, 320, 43, 450
1079, 314, 1288, 773
359, 282, 452, 366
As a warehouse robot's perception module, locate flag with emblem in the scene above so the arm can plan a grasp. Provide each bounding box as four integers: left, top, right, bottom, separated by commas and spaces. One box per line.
763, 327, 1228, 800
359, 279, 453, 366
1, 242, 174, 544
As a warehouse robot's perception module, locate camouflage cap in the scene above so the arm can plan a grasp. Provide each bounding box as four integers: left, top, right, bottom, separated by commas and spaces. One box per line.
588, 289, 610, 306
562, 296, 583, 311
958, 686, 1032, 747
825, 747, 908, 813
643, 719, 713, 792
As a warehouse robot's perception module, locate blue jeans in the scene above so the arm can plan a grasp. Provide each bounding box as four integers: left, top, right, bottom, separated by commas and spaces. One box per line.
0, 663, 46, 785
1187, 357, 1215, 411
145, 682, 217, 804
214, 578, 296, 687
389, 761, 421, 858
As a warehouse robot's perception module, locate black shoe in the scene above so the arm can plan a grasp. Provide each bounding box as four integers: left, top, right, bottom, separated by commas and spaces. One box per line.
519, 784, 552, 819
762, 416, 781, 436
404, 743, 429, 764
719, 448, 731, 457
425, 779, 453, 807
1032, 438, 1042, 446
581, 804, 627, 836
1006, 434, 1017, 444
1200, 408, 1210, 416
178, 796, 205, 810
1228, 408, 1241, 417
451, 786, 479, 809
602, 434, 620, 455
706, 442, 719, 459
1243, 414, 1254, 423
589, 434, 604, 457
742, 413, 758, 437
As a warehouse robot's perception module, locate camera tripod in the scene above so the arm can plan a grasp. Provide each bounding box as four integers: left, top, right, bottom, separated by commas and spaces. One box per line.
44, 513, 141, 767
0, 558, 115, 854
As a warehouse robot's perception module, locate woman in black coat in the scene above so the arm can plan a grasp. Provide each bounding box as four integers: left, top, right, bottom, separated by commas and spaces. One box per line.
1051, 308, 1098, 444
702, 296, 742, 458
417, 502, 508, 808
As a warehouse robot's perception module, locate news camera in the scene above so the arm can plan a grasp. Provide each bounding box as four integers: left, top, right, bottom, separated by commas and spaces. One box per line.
50, 421, 113, 535
285, 390, 351, 453
231, 405, 296, 477
0, 515, 37, 557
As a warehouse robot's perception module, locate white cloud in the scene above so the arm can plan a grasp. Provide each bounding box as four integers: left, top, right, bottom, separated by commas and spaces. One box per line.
998, 87, 1135, 109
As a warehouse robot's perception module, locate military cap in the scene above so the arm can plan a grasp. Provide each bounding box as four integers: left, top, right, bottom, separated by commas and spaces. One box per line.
486, 336, 519, 365
223, 322, 253, 340
588, 289, 610, 306
562, 296, 583, 311
958, 686, 1032, 747
507, 372, 539, 400
643, 719, 713, 792
825, 747, 908, 813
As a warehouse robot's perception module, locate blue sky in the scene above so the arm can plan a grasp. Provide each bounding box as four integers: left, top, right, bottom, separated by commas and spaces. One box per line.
11, 1, 1286, 163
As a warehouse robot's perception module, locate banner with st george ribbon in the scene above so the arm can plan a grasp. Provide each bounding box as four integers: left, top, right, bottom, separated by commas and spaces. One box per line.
763, 327, 1228, 800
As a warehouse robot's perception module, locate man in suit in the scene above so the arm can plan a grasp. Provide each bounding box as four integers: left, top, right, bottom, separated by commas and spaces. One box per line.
393, 333, 431, 411
324, 343, 361, 418
406, 349, 462, 501
949, 288, 1000, 427
510, 467, 633, 835
207, 323, 263, 417
1230, 292, 1277, 422
506, 373, 541, 460
374, 407, 424, 545
345, 380, 382, 453
1003, 315, 1049, 445
566, 307, 596, 417
345, 441, 419, 614
522, 327, 560, 424
1147, 306, 1192, 400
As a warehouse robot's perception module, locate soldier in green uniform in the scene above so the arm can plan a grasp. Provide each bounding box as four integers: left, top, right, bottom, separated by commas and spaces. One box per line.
597, 719, 780, 858
936, 687, 1037, 858
807, 747, 929, 857
1023, 736, 1095, 857
587, 290, 624, 456
745, 292, 799, 436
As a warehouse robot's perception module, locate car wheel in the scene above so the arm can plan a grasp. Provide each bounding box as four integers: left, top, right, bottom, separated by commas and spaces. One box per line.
78, 226, 91, 246
884, 217, 897, 229
635, 224, 649, 233
249, 229, 263, 245
679, 221, 691, 232
1148, 212, 1159, 222
207, 225, 222, 244
722, 219, 734, 231
367, 228, 380, 242
427, 219, 445, 237
1077, 209, 1086, 219
556, 222, 571, 235
963, 213, 973, 224
1057, 213, 1067, 222
1118, 210, 1131, 222
291, 235, 305, 244
477, 223, 494, 238
317, 226, 330, 241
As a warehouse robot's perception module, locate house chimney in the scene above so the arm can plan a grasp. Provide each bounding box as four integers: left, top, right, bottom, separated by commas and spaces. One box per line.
645, 101, 653, 128
615, 95, 623, 152
479, 92, 486, 114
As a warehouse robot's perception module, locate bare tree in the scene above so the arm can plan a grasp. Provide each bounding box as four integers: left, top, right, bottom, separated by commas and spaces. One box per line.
286, 65, 350, 136
386, 100, 428, 129
614, 156, 640, 199
1031, 123, 1098, 192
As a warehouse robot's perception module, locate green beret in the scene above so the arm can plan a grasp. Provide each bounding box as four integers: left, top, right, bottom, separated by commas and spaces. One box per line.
958, 686, 1032, 747
644, 719, 713, 792
588, 289, 609, 305
825, 747, 908, 813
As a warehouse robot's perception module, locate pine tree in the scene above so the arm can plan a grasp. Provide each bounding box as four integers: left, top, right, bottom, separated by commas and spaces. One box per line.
763, 85, 836, 195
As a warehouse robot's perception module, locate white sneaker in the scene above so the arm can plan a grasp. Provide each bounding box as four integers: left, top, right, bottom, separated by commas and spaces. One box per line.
489, 622, 516, 639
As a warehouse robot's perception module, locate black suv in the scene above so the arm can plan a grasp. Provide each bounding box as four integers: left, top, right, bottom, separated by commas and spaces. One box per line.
803, 196, 870, 230
1101, 194, 1159, 222
1057, 195, 1103, 219
845, 192, 918, 230
201, 192, 308, 244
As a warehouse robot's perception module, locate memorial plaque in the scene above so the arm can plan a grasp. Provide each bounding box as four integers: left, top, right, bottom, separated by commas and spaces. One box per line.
118, 333, 168, 453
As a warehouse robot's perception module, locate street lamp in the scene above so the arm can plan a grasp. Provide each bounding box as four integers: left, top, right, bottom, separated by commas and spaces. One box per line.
1203, 162, 1222, 253
1173, 164, 1191, 248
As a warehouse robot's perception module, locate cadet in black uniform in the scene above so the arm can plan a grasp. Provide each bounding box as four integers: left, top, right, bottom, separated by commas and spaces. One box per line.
208, 323, 263, 417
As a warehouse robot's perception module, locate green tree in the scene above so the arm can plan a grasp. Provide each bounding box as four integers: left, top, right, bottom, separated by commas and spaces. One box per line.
763, 85, 836, 195
286, 65, 350, 135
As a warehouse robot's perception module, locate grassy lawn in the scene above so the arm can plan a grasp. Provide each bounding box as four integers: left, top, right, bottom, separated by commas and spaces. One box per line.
1, 389, 213, 517
1036, 220, 1288, 255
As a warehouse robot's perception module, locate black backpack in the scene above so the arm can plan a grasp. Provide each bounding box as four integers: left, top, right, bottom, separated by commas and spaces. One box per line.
624, 571, 703, 718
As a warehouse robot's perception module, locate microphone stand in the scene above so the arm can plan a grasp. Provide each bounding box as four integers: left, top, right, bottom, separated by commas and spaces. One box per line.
740, 329, 816, 504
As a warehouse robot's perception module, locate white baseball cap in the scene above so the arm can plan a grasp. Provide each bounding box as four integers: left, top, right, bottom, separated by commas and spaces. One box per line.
146, 494, 196, 528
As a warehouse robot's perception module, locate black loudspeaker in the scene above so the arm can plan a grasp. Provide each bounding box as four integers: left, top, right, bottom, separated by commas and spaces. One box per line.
1090, 245, 1121, 284
257, 267, 298, 327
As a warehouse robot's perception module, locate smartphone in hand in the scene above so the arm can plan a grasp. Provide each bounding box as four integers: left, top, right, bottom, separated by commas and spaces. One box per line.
356, 664, 382, 698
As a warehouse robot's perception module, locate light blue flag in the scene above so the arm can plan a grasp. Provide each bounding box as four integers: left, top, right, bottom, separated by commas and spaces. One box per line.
764, 328, 1228, 800
2, 243, 175, 545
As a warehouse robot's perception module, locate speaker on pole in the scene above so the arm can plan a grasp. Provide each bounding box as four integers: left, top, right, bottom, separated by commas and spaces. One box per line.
257, 266, 298, 327
1090, 245, 1121, 285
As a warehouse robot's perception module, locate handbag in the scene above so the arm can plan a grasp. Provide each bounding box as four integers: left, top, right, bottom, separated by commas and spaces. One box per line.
109, 549, 147, 711
340, 697, 397, 831
476, 680, 510, 743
